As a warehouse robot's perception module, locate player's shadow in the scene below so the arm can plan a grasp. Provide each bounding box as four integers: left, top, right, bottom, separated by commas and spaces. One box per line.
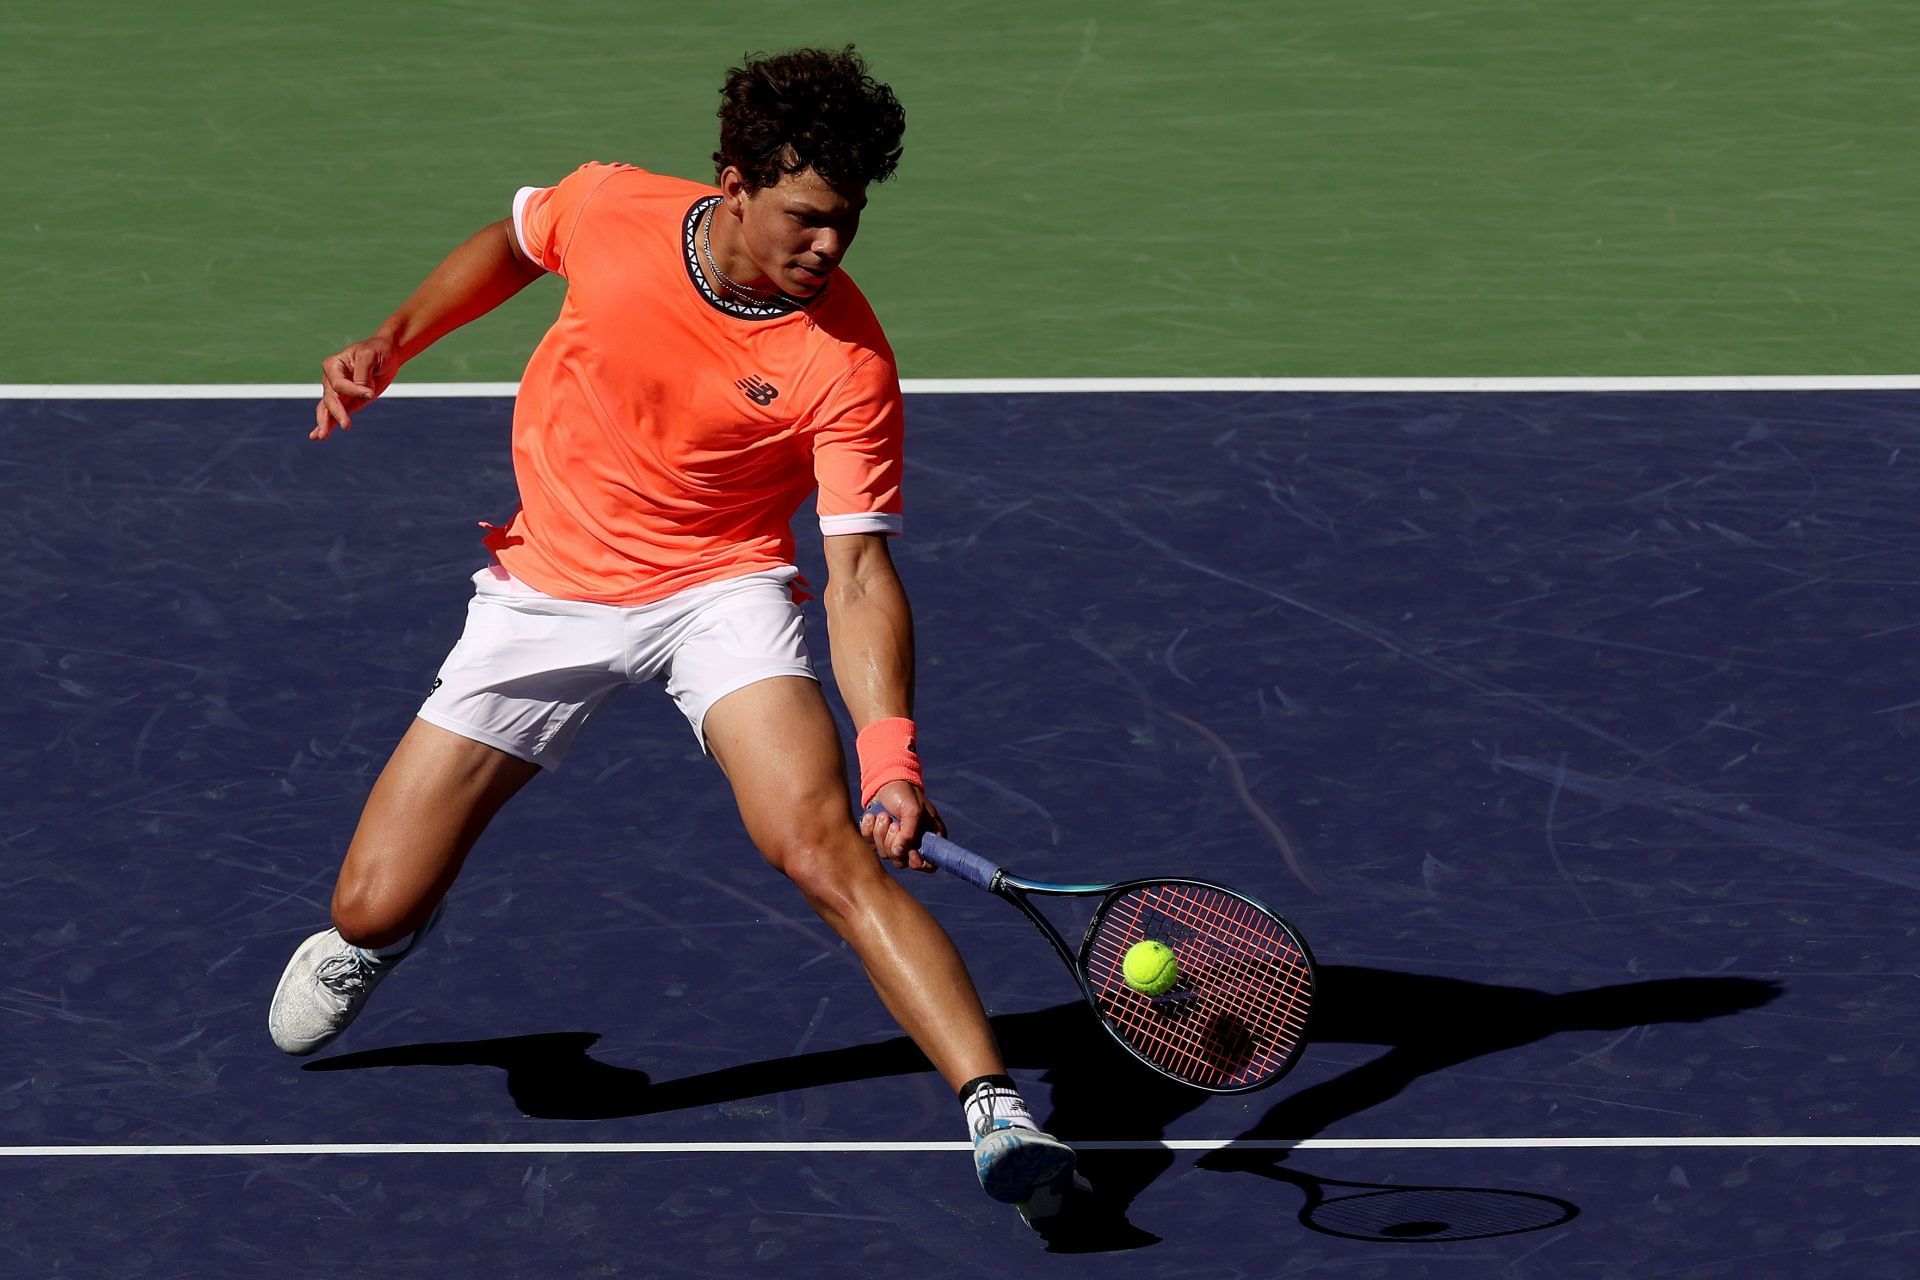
303, 1028, 934, 1120
306, 967, 1780, 1252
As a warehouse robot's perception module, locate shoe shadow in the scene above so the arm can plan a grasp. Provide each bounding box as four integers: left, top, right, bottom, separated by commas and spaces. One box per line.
304, 967, 1781, 1252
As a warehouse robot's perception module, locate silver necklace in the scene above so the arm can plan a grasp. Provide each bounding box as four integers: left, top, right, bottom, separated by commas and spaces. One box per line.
701, 205, 783, 304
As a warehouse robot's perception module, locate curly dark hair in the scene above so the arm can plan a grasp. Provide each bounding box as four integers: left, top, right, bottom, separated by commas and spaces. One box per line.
713, 46, 905, 193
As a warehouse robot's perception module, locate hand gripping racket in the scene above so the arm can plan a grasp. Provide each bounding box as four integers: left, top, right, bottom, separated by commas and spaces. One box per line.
875, 809, 1316, 1092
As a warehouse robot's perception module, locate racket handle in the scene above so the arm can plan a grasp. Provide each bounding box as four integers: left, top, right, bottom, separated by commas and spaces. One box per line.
915, 831, 1003, 892
862, 803, 1003, 891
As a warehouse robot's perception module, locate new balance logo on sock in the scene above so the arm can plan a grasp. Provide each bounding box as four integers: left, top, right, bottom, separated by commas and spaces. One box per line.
736, 375, 779, 406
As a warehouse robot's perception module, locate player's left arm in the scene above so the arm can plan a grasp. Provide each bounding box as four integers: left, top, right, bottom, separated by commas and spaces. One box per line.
822, 532, 945, 870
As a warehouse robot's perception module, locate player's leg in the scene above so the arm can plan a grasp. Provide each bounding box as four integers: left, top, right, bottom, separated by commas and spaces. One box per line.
270, 564, 622, 1055
659, 576, 1084, 1216
330, 717, 541, 946
702, 675, 1003, 1089
268, 719, 540, 1055
703, 676, 1083, 1212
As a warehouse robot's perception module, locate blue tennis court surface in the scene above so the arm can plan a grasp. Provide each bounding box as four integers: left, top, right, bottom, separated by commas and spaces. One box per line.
2, 389, 1916, 1276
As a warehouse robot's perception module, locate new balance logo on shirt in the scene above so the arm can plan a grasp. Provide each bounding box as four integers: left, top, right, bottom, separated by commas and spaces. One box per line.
736, 375, 780, 406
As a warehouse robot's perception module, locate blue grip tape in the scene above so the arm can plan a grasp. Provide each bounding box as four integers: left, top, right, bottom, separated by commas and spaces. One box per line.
862, 803, 1003, 891
915, 832, 1003, 891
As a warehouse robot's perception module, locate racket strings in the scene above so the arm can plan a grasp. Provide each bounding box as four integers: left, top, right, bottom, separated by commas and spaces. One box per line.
1132, 896, 1309, 1085
1091, 893, 1302, 1086
1084, 883, 1312, 1089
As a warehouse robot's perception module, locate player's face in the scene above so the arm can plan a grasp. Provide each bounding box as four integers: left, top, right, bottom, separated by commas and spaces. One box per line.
728, 167, 867, 297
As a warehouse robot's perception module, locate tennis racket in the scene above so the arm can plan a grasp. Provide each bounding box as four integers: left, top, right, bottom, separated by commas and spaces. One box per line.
874, 807, 1315, 1092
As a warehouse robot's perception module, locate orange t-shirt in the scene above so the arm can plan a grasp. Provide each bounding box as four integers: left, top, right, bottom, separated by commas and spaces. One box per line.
486, 162, 905, 605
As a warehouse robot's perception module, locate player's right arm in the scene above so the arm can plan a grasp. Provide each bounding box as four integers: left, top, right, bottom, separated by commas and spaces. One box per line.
312, 218, 544, 439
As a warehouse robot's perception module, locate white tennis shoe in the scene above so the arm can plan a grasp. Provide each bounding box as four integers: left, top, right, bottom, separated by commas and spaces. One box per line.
972, 1123, 1079, 1206
267, 903, 443, 1056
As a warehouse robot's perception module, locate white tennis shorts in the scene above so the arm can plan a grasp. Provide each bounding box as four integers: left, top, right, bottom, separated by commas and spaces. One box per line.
415, 562, 816, 769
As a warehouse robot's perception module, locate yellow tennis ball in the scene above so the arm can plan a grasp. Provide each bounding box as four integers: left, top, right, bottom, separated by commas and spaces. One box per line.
1122, 940, 1179, 995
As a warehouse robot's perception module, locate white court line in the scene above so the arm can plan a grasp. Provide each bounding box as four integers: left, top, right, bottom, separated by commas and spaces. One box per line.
2, 1137, 1916, 1158
1, 376, 1919, 399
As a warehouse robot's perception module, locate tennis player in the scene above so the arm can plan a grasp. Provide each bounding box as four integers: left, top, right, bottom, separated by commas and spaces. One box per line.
267, 47, 1086, 1226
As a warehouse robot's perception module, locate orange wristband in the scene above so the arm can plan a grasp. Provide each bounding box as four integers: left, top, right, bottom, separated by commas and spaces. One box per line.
857, 717, 923, 806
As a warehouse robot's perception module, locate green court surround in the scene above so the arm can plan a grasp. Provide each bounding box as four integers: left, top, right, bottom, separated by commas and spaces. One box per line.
3, 1, 1913, 382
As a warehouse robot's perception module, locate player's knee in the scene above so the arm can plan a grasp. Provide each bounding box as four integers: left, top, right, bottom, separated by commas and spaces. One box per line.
765, 830, 871, 924
330, 877, 423, 950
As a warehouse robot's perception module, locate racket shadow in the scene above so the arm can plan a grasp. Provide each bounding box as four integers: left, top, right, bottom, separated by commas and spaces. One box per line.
1177, 967, 1783, 1250
1257, 1164, 1580, 1243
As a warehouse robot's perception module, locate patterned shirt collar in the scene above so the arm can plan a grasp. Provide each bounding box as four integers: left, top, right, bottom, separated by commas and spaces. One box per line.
681, 196, 824, 321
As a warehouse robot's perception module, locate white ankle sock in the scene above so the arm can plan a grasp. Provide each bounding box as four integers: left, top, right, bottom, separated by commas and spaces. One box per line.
362, 931, 417, 959
959, 1074, 1039, 1140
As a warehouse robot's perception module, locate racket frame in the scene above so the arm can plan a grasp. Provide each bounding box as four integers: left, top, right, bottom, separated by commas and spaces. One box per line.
978, 865, 1317, 1094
